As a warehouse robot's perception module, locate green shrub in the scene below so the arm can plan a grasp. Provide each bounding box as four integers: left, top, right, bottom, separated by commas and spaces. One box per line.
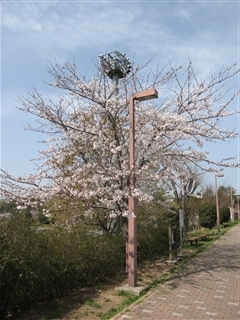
0, 209, 170, 318
137, 223, 168, 260
0, 200, 16, 213
220, 205, 230, 224
0, 216, 125, 317
198, 203, 216, 229
137, 205, 169, 260
38, 212, 50, 224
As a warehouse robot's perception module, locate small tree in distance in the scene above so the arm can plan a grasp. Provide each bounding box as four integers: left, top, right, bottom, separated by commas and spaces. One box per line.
198, 203, 216, 230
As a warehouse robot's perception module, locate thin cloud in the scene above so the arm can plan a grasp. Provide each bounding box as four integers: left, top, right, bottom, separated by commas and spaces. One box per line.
2, 1, 238, 69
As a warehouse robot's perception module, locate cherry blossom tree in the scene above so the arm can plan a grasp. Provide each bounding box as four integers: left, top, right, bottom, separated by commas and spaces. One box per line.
1, 58, 239, 232
166, 169, 202, 230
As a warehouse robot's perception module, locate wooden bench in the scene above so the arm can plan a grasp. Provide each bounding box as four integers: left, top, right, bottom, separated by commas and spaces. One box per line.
187, 236, 200, 246
222, 223, 230, 228
198, 234, 207, 240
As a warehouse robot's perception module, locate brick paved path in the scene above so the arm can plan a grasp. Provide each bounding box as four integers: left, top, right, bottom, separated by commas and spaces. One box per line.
111, 224, 240, 320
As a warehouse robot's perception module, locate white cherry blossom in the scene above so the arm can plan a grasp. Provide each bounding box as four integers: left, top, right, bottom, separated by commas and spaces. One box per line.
0, 59, 239, 232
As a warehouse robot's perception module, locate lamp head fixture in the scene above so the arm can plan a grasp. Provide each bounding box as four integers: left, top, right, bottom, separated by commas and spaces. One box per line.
216, 173, 224, 178
133, 89, 158, 102
99, 51, 132, 79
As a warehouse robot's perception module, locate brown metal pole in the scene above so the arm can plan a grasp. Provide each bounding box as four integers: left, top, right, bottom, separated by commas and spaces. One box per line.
127, 95, 137, 287
238, 196, 240, 219
168, 227, 172, 260
230, 188, 234, 221
126, 89, 158, 287
215, 175, 220, 233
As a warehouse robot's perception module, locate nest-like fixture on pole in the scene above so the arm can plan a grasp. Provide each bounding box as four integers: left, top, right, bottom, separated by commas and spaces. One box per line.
99, 51, 132, 79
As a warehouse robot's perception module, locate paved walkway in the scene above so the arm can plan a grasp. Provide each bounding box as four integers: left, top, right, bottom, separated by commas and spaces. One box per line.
111, 224, 240, 320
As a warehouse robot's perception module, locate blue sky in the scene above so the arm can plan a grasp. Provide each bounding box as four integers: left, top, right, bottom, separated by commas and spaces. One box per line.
1, 0, 240, 195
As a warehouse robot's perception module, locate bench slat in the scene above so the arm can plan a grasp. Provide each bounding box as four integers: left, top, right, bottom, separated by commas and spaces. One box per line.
187, 234, 208, 245
187, 236, 200, 245
198, 234, 207, 240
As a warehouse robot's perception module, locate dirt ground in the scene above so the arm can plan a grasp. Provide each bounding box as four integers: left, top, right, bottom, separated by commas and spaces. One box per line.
8, 257, 176, 320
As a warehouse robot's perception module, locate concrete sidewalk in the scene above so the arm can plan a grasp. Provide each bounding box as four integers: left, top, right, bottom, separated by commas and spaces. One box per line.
111, 224, 240, 320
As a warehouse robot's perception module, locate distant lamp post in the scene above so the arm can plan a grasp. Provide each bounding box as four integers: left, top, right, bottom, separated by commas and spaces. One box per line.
215, 173, 224, 232
128, 89, 158, 287
230, 188, 235, 221
238, 196, 240, 219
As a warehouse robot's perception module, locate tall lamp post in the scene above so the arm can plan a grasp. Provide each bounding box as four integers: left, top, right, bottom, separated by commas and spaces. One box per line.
128, 89, 158, 287
215, 173, 224, 232
230, 188, 235, 221
237, 195, 240, 219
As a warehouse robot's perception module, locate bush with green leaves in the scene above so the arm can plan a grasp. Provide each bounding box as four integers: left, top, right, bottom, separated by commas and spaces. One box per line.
220, 205, 230, 224
0, 211, 170, 317
0, 215, 125, 317
137, 204, 170, 260
38, 212, 50, 224
0, 200, 16, 213
198, 203, 216, 229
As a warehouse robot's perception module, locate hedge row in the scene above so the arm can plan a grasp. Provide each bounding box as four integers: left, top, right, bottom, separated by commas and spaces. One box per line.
0, 213, 169, 317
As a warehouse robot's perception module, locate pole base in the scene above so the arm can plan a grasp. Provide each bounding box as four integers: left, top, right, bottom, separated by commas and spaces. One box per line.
114, 283, 148, 296
165, 259, 179, 265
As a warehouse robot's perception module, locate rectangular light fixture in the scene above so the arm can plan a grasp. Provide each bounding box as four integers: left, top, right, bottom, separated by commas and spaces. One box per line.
216, 173, 224, 177
134, 88, 158, 102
